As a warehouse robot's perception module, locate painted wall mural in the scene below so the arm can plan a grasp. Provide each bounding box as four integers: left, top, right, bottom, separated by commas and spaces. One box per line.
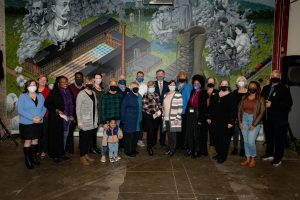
4, 0, 274, 129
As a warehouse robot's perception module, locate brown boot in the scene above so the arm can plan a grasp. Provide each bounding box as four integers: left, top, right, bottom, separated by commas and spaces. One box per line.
240, 157, 250, 166
249, 157, 256, 168
85, 154, 95, 162
80, 156, 90, 166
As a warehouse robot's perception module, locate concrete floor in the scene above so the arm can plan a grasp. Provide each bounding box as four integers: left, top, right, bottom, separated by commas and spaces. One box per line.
0, 138, 300, 200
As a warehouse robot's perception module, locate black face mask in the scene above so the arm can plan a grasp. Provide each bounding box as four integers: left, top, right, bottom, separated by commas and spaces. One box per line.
132, 87, 139, 93
110, 86, 118, 91
220, 86, 228, 92
85, 83, 94, 90
271, 77, 280, 84
248, 88, 257, 94
178, 79, 186, 83
75, 79, 83, 86
207, 83, 215, 88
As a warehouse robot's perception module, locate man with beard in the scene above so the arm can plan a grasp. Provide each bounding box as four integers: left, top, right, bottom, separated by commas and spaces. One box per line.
47, 0, 80, 45
30, 0, 47, 36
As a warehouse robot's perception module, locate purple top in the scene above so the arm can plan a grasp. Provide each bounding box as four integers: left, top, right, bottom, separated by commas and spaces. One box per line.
59, 88, 74, 130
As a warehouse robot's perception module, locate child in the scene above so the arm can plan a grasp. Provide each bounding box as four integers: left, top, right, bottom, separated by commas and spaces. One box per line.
102, 118, 123, 163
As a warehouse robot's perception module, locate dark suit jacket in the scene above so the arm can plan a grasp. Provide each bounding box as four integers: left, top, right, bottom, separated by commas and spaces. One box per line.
155, 80, 169, 103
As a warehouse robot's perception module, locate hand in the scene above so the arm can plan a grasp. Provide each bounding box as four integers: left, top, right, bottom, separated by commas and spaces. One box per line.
207, 119, 211, 124
78, 123, 83, 129
56, 109, 64, 115
69, 116, 74, 121
153, 114, 157, 119
248, 125, 255, 131
118, 134, 123, 139
32, 116, 41, 123
239, 123, 243, 129
197, 122, 202, 126
174, 120, 179, 125
103, 124, 109, 130
266, 100, 272, 108
228, 124, 233, 129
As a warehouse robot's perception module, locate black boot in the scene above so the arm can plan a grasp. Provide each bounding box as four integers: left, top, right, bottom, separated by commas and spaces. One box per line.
30, 145, 40, 165
23, 147, 34, 169
147, 147, 154, 156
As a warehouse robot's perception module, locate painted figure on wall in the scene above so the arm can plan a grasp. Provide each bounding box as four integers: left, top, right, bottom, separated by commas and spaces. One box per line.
29, 0, 47, 37
47, 0, 81, 45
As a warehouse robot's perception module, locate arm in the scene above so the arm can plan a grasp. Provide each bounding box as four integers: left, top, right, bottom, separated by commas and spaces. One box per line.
271, 86, 293, 111
252, 97, 266, 126
227, 94, 236, 126
182, 86, 192, 114
197, 92, 207, 123
17, 94, 34, 121
118, 128, 123, 139
38, 94, 46, 118
76, 93, 83, 127
121, 96, 128, 122
176, 94, 183, 120
101, 95, 107, 123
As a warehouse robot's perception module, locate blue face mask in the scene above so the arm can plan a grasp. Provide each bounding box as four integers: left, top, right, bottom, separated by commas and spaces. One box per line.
118, 84, 126, 92
136, 77, 144, 83
148, 87, 155, 93
193, 84, 201, 90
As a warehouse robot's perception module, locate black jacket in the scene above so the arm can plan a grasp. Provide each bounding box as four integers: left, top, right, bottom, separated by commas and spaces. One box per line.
186, 89, 207, 123
261, 83, 293, 121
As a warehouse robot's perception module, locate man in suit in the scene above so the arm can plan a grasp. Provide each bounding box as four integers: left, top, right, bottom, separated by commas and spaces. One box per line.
47, 0, 80, 45
154, 69, 169, 146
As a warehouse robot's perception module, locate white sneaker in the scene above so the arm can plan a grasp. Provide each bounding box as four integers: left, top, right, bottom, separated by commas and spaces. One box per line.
137, 140, 145, 147
262, 155, 274, 161
272, 160, 282, 167
109, 158, 115, 163
115, 156, 121, 161
100, 156, 106, 163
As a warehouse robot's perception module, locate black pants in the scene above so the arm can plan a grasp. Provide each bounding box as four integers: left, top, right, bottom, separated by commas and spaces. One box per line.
166, 121, 176, 153
38, 117, 48, 153
215, 126, 234, 161
232, 122, 244, 150
124, 132, 138, 154
79, 128, 97, 157
177, 114, 186, 149
264, 119, 288, 161
143, 113, 159, 148
158, 117, 166, 145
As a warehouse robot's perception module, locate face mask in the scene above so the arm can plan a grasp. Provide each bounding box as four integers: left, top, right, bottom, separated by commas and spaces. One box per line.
118, 80, 126, 86
193, 83, 201, 90
220, 86, 228, 92
110, 86, 118, 91
136, 77, 144, 83
238, 81, 245, 88
271, 77, 280, 84
75, 79, 83, 86
178, 79, 186, 83
207, 83, 214, 88
132, 87, 139, 93
95, 79, 101, 85
85, 83, 93, 90
28, 86, 37, 93
169, 85, 176, 91
249, 88, 257, 94
157, 76, 164, 81
148, 87, 155, 93
118, 84, 126, 92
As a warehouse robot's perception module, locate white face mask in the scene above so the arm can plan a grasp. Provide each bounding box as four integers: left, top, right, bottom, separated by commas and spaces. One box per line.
148, 87, 155, 93
28, 86, 37, 93
238, 81, 245, 88
168, 85, 176, 91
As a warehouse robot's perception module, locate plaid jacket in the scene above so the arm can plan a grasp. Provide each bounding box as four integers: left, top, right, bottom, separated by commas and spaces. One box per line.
101, 92, 123, 123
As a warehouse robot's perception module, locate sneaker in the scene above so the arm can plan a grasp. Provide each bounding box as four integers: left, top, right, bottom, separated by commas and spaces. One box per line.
100, 156, 106, 163
262, 155, 274, 161
115, 156, 121, 161
109, 158, 115, 163
272, 160, 282, 167
137, 140, 145, 147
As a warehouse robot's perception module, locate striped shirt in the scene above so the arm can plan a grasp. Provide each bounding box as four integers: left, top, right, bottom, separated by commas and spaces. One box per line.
142, 93, 161, 115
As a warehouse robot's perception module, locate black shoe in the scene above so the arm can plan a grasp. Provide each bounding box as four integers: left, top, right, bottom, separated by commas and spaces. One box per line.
239, 149, 245, 157
191, 152, 201, 159
169, 151, 175, 157
212, 155, 219, 160
147, 147, 154, 156
217, 158, 226, 164
30, 145, 40, 165
93, 145, 101, 154
133, 150, 139, 154
23, 147, 34, 169
53, 157, 61, 163
126, 153, 136, 157
61, 155, 70, 160
165, 150, 171, 155
89, 147, 99, 154
231, 148, 238, 155
185, 149, 192, 157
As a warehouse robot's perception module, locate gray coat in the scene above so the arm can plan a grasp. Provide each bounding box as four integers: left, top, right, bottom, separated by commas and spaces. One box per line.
76, 90, 98, 131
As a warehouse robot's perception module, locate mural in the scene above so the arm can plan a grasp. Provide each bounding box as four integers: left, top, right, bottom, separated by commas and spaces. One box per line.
4, 0, 275, 129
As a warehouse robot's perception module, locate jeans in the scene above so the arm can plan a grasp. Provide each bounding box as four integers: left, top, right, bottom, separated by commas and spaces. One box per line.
108, 142, 118, 159
241, 113, 261, 157
63, 125, 70, 151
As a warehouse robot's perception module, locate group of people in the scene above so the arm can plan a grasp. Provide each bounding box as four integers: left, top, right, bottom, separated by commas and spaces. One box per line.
18, 69, 293, 169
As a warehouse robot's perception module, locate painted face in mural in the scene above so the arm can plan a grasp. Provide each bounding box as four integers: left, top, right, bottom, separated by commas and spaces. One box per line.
235, 27, 243, 36
52, 0, 71, 24
31, 1, 44, 23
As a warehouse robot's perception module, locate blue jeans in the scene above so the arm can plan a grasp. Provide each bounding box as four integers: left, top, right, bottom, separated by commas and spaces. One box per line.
241, 113, 261, 157
63, 125, 70, 151
108, 142, 118, 159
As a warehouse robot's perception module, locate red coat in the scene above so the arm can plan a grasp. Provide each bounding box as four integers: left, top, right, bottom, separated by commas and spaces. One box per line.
40, 86, 51, 117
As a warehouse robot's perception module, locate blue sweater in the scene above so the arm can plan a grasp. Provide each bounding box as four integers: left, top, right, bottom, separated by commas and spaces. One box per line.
18, 93, 46, 125
177, 82, 192, 114
121, 91, 142, 132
